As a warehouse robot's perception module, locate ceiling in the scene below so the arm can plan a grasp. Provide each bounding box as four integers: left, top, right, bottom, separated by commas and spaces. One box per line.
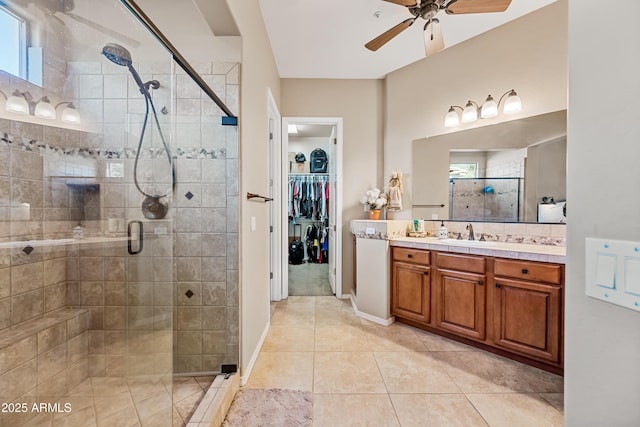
289, 124, 334, 138
259, 0, 557, 79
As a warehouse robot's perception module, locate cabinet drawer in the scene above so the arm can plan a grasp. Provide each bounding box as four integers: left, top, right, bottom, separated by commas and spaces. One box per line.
494, 259, 562, 285
436, 252, 485, 274
392, 247, 430, 265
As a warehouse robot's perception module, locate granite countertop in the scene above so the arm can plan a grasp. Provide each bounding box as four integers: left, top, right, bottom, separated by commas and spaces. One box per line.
391, 236, 566, 264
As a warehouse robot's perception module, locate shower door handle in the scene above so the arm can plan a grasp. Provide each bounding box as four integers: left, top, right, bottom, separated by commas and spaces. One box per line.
127, 220, 144, 255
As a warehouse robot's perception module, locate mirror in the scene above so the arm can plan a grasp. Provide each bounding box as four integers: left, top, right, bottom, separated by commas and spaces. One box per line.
412, 110, 566, 223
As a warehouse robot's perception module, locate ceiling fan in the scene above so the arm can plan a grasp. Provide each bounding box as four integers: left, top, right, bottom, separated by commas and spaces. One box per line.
365, 0, 512, 56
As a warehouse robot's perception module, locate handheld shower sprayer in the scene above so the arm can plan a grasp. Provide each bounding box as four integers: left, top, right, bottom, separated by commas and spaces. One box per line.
101, 43, 160, 95
101, 43, 174, 219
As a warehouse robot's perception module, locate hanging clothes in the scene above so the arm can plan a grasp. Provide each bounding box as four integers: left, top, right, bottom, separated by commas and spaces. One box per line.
288, 174, 329, 220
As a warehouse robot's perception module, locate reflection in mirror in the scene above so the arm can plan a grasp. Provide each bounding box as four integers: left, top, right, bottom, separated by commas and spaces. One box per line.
413, 110, 566, 223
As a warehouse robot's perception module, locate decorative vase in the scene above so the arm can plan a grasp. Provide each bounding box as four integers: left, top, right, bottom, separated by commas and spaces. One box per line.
368, 209, 381, 220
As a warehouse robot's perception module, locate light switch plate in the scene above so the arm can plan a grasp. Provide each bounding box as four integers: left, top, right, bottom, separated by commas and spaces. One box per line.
586, 237, 640, 312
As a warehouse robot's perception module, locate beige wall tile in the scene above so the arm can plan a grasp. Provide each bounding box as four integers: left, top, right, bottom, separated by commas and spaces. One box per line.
38, 322, 67, 355
11, 289, 43, 324
10, 262, 44, 295
38, 342, 66, 382
68, 331, 88, 364
0, 336, 36, 375
0, 358, 37, 401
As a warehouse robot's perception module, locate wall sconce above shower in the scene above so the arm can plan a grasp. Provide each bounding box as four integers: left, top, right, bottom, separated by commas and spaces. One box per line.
0, 89, 81, 124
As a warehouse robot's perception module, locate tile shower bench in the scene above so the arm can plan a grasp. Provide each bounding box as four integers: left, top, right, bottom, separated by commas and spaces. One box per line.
0, 307, 90, 425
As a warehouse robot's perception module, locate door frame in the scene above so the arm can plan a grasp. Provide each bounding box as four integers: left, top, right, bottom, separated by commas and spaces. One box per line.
267, 90, 282, 301
281, 116, 344, 299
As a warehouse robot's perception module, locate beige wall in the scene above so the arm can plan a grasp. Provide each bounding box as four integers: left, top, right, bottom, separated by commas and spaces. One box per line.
384, 0, 568, 219
227, 0, 281, 378
280, 79, 385, 295
565, 1, 640, 424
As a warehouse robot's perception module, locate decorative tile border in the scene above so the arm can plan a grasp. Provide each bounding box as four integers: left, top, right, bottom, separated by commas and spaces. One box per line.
1, 132, 226, 159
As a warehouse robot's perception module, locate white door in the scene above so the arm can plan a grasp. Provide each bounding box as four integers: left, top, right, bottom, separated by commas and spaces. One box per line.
328, 127, 337, 294
267, 91, 282, 301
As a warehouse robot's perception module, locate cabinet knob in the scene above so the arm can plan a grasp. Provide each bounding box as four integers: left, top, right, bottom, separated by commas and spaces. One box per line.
423, 271, 429, 276
495, 283, 501, 288
407, 254, 413, 258
477, 280, 483, 286
522, 268, 528, 274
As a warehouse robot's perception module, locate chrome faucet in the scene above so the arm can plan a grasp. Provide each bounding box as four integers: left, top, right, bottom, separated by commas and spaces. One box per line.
466, 223, 475, 241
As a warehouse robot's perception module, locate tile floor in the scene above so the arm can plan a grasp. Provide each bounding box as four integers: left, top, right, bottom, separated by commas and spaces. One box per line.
244, 296, 564, 426
6, 375, 214, 427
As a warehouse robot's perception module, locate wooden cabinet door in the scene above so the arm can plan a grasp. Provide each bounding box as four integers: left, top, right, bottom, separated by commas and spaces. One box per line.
392, 261, 431, 324
493, 277, 561, 363
435, 269, 486, 340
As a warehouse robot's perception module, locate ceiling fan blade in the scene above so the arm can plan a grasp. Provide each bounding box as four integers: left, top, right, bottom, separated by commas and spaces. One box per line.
424, 19, 444, 56
446, 0, 512, 14
60, 12, 141, 48
383, 0, 417, 7
365, 18, 415, 52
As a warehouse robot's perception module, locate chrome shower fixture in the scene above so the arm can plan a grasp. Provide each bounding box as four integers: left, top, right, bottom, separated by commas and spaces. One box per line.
101, 43, 160, 95
101, 42, 174, 219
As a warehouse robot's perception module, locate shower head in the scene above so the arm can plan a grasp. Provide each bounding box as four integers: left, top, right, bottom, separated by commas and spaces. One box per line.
101, 43, 132, 67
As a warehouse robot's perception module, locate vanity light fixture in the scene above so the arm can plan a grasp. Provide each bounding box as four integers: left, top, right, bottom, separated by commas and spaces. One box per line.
55, 102, 81, 124
445, 89, 522, 127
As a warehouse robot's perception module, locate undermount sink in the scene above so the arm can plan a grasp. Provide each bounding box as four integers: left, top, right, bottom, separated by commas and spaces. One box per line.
439, 238, 496, 246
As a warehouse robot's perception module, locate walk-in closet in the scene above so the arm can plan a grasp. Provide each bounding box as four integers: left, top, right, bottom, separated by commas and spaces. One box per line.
287, 125, 335, 296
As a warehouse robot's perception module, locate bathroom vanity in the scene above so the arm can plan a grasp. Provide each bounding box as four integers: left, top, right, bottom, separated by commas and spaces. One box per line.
351, 220, 566, 374
390, 242, 563, 374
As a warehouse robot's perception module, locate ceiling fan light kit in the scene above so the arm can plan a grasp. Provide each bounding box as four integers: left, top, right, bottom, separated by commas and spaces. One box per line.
445, 89, 522, 128
365, 0, 513, 56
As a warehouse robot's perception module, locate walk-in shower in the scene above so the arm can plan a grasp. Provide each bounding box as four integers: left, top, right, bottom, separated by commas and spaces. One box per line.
0, 0, 239, 425
102, 42, 174, 219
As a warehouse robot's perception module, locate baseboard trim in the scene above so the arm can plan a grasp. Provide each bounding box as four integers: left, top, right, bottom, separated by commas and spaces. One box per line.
240, 320, 270, 386
349, 292, 395, 326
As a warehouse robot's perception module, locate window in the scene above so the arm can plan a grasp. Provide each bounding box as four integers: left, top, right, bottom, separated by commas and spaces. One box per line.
449, 163, 477, 178
0, 5, 26, 78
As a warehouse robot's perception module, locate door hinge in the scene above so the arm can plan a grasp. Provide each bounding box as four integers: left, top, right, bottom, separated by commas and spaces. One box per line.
270, 225, 273, 232
333, 225, 336, 231
333, 268, 336, 275
269, 132, 273, 140
333, 138, 337, 145
270, 272, 273, 279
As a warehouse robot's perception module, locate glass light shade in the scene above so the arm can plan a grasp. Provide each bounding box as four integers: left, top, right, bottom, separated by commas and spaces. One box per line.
60, 105, 81, 124
6, 92, 29, 114
480, 95, 498, 118
444, 107, 459, 127
35, 98, 56, 119
503, 91, 522, 114
461, 101, 477, 123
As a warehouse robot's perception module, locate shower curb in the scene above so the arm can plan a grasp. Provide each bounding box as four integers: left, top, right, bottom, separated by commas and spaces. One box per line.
186, 373, 240, 426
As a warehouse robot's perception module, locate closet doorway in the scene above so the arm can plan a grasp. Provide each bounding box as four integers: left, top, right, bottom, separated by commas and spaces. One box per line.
281, 117, 343, 299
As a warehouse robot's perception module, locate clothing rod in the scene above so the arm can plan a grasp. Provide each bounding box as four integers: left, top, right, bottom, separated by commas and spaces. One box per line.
413, 204, 446, 208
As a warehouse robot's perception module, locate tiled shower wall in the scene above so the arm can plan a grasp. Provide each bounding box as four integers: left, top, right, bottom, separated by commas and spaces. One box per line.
0, 57, 240, 374
65, 58, 240, 374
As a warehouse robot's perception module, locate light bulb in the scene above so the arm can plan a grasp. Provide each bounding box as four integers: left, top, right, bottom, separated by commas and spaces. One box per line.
35, 97, 56, 119
480, 95, 497, 118
461, 101, 477, 123
60, 104, 81, 124
444, 107, 459, 127
6, 91, 29, 114
503, 90, 521, 114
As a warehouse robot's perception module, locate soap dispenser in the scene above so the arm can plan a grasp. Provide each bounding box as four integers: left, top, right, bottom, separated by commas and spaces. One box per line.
438, 221, 448, 240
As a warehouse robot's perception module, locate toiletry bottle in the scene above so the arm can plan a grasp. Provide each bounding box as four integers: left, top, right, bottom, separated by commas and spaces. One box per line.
438, 221, 448, 240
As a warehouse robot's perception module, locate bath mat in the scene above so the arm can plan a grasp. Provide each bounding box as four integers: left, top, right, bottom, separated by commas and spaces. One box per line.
222, 388, 312, 427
